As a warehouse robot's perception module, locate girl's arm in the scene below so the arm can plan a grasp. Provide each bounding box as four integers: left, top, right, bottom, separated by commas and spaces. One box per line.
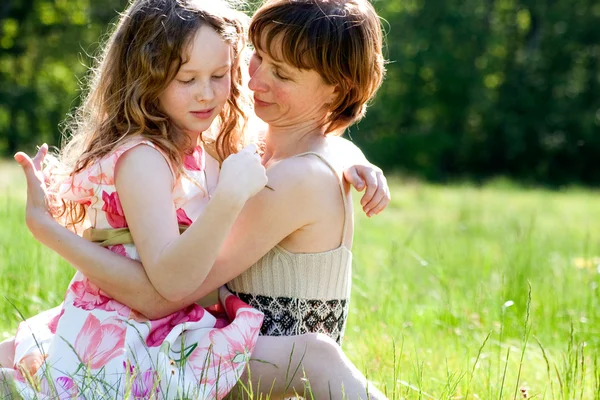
16, 146, 387, 319
24, 156, 321, 318
327, 136, 391, 217
17, 143, 266, 304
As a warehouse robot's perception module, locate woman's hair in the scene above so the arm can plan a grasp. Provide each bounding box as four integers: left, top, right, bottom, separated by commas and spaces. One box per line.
249, 0, 385, 135
57, 0, 250, 227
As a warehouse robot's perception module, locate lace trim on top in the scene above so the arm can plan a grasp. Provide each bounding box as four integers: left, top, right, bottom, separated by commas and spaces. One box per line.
231, 291, 348, 345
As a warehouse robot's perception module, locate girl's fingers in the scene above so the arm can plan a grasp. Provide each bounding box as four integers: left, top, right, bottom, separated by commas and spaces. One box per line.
32, 144, 48, 170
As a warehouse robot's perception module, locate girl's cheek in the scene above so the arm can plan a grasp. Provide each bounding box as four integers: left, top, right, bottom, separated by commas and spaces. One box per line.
219, 77, 232, 100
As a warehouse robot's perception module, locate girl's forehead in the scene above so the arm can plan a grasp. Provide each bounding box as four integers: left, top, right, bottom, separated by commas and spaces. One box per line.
181, 25, 232, 69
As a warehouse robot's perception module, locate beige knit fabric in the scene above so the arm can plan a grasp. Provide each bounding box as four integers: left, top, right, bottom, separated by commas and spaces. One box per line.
227, 152, 352, 302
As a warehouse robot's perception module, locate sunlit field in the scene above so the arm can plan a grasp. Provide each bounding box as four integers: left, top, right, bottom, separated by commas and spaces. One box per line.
1, 161, 599, 399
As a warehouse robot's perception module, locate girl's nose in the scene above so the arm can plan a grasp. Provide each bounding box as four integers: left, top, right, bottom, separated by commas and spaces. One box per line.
195, 81, 215, 102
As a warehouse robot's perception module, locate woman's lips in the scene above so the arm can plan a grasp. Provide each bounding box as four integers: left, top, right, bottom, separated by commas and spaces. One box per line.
253, 97, 271, 107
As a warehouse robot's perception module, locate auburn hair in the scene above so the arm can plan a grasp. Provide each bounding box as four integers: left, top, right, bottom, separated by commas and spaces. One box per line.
55, 0, 250, 228
249, 0, 386, 135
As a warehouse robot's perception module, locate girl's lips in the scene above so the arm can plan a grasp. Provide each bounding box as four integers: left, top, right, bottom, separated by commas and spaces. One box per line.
190, 108, 215, 119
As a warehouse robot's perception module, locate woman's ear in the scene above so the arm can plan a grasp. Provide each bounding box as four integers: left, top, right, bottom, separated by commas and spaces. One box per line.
326, 85, 342, 107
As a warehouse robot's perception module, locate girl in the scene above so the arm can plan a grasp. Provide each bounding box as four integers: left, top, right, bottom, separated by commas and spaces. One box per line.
2, 0, 269, 398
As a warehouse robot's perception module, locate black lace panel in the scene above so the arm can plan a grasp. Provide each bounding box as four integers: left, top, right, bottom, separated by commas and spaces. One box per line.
233, 292, 348, 345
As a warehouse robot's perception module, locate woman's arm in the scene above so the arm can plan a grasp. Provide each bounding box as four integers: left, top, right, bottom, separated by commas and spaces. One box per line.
16, 146, 380, 318
15, 148, 318, 317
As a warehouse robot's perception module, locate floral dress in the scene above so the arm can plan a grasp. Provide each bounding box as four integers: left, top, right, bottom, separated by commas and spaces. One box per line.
2, 139, 264, 400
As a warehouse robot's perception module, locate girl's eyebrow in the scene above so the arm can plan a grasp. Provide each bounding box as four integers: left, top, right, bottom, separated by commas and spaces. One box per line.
179, 63, 231, 73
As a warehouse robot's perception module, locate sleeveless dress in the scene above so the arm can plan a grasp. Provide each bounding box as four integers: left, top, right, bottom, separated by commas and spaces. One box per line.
227, 152, 352, 345
2, 139, 264, 400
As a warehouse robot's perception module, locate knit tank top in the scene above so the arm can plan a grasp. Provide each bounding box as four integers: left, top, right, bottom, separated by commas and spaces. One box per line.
226, 152, 352, 345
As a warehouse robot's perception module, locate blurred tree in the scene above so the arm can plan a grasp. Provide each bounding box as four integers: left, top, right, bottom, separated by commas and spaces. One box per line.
0, 0, 127, 154
1, 0, 599, 186
352, 0, 600, 185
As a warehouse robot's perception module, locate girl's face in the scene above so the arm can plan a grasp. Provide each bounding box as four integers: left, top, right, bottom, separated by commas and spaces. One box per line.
159, 25, 232, 140
247, 45, 337, 130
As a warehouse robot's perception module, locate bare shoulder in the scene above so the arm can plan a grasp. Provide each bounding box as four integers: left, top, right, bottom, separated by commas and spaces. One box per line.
114, 143, 173, 183
267, 155, 341, 200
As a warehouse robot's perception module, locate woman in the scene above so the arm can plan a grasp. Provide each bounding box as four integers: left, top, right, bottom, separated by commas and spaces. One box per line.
10, 0, 389, 397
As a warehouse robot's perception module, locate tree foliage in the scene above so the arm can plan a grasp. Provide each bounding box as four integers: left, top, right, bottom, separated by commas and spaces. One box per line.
1, 0, 598, 185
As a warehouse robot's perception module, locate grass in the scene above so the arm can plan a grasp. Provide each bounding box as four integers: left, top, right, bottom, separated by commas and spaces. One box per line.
1, 160, 600, 399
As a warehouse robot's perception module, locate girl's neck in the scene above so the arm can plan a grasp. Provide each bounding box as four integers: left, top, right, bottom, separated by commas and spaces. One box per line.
183, 130, 202, 153
263, 121, 327, 163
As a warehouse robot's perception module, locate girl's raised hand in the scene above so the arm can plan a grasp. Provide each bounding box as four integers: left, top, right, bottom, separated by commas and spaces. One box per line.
343, 164, 390, 217
217, 144, 268, 203
13, 144, 54, 236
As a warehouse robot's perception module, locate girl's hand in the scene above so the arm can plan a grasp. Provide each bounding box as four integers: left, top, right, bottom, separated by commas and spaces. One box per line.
217, 144, 268, 203
343, 164, 390, 217
13, 144, 55, 237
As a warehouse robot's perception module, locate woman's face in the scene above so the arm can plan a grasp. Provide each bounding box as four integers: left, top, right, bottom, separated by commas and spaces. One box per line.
248, 45, 337, 129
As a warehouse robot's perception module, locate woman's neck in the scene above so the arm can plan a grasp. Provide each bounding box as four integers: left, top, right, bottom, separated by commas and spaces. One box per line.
263, 121, 327, 163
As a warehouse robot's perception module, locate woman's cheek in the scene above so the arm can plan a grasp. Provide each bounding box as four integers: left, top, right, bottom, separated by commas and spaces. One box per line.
248, 55, 259, 77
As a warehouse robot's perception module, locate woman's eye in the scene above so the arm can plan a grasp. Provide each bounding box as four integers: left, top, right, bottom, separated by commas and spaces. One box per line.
275, 71, 288, 80
178, 78, 194, 84
212, 74, 227, 79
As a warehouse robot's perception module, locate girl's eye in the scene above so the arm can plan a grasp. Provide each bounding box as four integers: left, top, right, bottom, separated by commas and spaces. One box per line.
178, 78, 195, 84
212, 74, 227, 79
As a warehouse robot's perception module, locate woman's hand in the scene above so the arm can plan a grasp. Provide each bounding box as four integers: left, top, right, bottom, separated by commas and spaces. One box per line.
343, 164, 390, 217
13, 144, 55, 238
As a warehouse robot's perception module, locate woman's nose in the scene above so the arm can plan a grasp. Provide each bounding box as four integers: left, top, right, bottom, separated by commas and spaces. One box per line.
248, 71, 267, 93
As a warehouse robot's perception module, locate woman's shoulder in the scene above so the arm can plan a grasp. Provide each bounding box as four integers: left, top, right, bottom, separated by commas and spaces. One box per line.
268, 153, 341, 201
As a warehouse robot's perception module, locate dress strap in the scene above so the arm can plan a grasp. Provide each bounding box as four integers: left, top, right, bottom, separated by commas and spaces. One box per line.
291, 151, 350, 244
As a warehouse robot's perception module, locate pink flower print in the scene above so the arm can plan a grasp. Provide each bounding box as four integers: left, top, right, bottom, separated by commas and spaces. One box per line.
69, 278, 130, 317
101, 191, 127, 228
223, 292, 255, 321
176, 208, 192, 226
190, 310, 262, 384
89, 172, 114, 185
17, 351, 48, 377
184, 146, 205, 171
54, 376, 80, 400
123, 362, 160, 398
108, 244, 127, 257
205, 303, 230, 328
235, 310, 263, 331
67, 179, 94, 203
74, 314, 126, 369
48, 308, 65, 334
38, 375, 81, 400
146, 305, 206, 347
14, 369, 26, 383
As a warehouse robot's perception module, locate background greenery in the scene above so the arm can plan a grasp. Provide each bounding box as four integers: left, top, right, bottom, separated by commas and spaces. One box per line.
1, 0, 599, 185
2, 164, 600, 398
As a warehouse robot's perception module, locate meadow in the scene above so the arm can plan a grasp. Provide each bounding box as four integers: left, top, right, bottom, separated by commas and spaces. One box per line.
1, 160, 599, 399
